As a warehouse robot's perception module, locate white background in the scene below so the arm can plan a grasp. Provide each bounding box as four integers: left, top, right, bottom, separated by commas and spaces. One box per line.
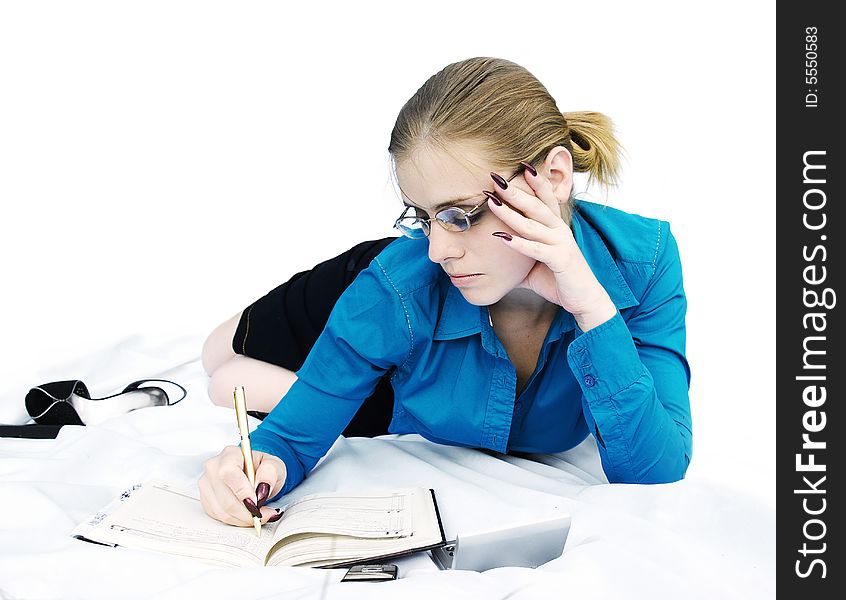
0, 1, 774, 504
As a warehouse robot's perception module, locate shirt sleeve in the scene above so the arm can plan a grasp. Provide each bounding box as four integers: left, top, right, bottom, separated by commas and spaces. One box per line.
566, 224, 692, 483
248, 259, 413, 499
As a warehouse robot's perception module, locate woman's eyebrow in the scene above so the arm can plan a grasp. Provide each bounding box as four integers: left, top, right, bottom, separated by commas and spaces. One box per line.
398, 167, 520, 212
398, 179, 485, 212
402, 194, 483, 212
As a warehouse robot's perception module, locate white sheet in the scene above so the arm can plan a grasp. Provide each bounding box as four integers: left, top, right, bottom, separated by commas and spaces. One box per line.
0, 334, 775, 599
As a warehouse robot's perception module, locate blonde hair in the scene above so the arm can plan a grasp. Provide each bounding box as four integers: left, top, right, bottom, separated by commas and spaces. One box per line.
388, 57, 622, 223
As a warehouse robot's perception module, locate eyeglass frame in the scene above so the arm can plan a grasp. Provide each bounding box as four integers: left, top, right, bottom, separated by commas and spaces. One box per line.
392, 164, 528, 239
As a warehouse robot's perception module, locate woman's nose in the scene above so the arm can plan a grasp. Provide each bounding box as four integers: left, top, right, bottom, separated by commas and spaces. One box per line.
427, 223, 464, 264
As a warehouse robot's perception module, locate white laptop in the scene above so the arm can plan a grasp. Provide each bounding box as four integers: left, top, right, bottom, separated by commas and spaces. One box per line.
430, 514, 571, 571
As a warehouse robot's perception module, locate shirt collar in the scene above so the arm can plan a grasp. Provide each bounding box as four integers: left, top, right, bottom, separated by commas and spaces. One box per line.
433, 207, 639, 341
570, 206, 639, 312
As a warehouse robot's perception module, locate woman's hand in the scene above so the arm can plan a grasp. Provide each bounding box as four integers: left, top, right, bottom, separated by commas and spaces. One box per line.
487, 169, 617, 332
198, 445, 287, 526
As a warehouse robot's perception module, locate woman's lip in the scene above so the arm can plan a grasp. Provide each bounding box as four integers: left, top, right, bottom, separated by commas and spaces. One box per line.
448, 273, 483, 287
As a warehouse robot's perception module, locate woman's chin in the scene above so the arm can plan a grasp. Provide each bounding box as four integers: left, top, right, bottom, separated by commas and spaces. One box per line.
456, 286, 503, 307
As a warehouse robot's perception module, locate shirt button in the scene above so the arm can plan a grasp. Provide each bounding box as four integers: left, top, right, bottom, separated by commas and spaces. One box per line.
515, 401, 523, 411
583, 374, 596, 387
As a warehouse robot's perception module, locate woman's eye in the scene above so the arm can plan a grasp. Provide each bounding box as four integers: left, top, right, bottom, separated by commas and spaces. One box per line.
467, 208, 485, 224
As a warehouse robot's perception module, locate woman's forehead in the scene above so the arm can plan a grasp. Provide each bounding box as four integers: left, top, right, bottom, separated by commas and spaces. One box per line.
396, 144, 495, 208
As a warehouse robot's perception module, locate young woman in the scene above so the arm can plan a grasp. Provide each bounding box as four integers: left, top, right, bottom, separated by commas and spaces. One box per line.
198, 57, 692, 527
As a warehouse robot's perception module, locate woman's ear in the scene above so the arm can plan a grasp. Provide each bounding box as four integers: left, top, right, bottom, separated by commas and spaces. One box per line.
543, 146, 574, 205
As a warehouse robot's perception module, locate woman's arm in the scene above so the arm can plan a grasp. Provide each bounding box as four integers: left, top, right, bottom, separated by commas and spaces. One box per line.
566, 226, 691, 483
248, 260, 413, 500
484, 168, 691, 483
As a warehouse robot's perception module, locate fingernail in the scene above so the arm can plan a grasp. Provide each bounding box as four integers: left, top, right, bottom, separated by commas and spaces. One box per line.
520, 161, 537, 177
243, 498, 262, 519
483, 190, 502, 206
256, 482, 270, 506
490, 172, 508, 190
267, 509, 284, 523
492, 232, 513, 241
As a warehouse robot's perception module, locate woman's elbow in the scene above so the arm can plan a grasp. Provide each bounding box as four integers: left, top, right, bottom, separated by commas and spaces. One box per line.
639, 453, 691, 484
608, 453, 691, 484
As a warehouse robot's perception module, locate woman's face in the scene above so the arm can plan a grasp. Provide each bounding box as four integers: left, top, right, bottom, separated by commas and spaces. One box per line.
395, 144, 545, 307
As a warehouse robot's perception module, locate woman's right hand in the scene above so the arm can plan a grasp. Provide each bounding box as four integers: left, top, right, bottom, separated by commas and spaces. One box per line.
198, 445, 288, 526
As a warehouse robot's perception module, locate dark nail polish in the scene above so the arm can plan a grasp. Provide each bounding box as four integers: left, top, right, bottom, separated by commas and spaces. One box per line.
243, 498, 262, 519
492, 232, 513, 241
267, 509, 284, 523
483, 190, 502, 206
490, 172, 508, 190
256, 482, 270, 506
520, 161, 537, 177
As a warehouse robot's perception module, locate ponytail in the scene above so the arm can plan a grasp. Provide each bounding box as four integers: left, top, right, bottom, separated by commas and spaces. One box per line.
563, 111, 623, 190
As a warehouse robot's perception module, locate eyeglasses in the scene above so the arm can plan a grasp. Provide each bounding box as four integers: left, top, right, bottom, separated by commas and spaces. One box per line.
393, 166, 525, 239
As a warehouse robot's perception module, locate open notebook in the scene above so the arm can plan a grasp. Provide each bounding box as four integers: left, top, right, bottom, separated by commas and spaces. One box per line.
72, 480, 446, 568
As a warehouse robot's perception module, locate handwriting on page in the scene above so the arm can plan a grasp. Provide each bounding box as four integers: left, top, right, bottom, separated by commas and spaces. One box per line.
116, 517, 267, 549
101, 482, 276, 561
276, 492, 413, 539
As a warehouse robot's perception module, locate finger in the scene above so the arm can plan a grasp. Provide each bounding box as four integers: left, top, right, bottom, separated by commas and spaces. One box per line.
489, 171, 561, 228
199, 471, 252, 526
259, 506, 284, 524
255, 481, 271, 507
220, 444, 248, 478
251, 451, 271, 506
214, 472, 260, 526
521, 165, 565, 218
254, 453, 287, 503
487, 199, 560, 245
204, 446, 255, 526
222, 445, 261, 498
490, 231, 558, 266
212, 478, 253, 526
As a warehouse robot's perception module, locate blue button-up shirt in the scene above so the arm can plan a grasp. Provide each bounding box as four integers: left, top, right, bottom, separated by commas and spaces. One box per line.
251, 200, 692, 496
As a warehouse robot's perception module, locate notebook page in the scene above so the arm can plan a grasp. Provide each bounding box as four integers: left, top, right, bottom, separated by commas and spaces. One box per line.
74, 480, 279, 567
269, 488, 416, 546
265, 488, 443, 567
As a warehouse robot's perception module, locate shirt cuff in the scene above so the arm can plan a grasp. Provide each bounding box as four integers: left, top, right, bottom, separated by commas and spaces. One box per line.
566, 311, 644, 401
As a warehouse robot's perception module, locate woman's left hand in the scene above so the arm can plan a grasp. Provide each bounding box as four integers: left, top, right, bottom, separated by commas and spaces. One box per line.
486, 169, 617, 332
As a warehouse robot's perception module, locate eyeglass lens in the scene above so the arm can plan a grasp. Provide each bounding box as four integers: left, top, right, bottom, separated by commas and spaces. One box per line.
395, 165, 526, 238
396, 207, 471, 238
